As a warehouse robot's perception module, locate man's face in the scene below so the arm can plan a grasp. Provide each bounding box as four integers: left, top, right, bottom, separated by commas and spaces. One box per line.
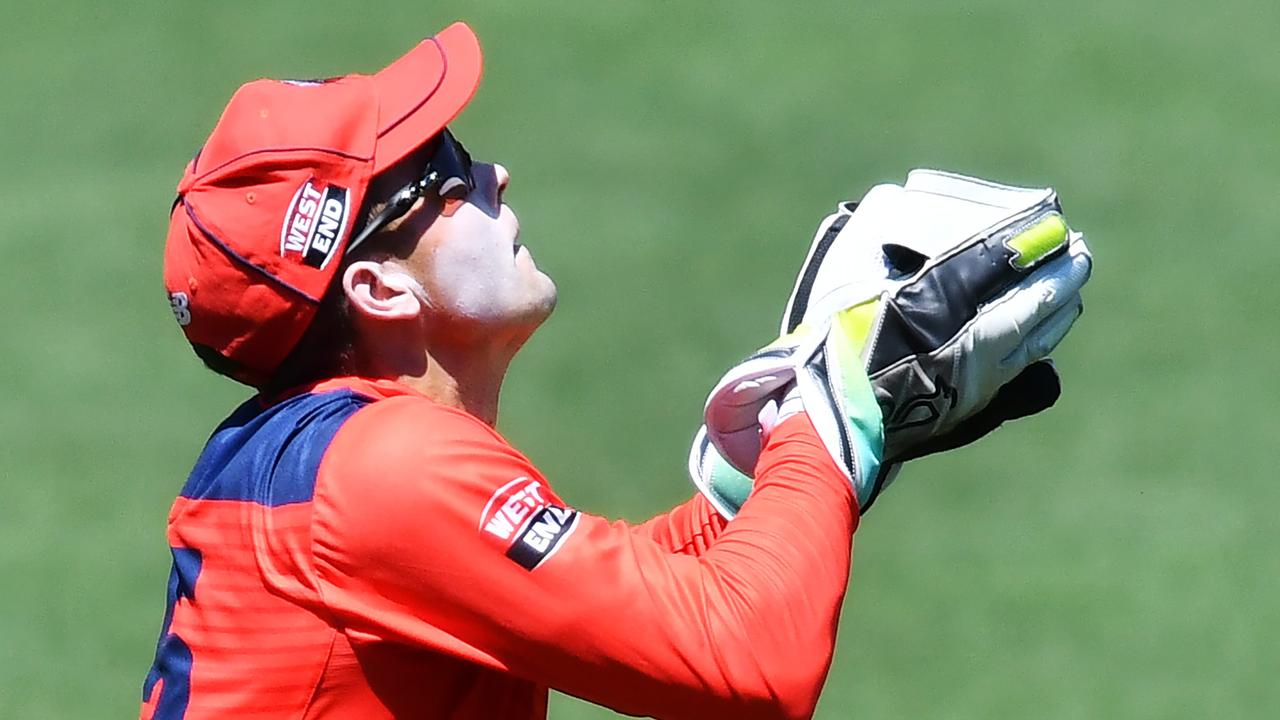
379, 157, 558, 338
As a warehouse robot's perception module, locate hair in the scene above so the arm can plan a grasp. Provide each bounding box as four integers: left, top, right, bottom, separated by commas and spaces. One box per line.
196, 152, 428, 395
257, 249, 367, 396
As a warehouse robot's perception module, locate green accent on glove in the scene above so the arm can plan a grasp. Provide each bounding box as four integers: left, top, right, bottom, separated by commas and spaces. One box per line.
697, 301, 886, 517
1006, 213, 1068, 270
824, 303, 887, 505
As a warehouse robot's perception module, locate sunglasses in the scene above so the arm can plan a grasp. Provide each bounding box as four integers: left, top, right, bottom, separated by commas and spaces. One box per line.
347, 129, 474, 253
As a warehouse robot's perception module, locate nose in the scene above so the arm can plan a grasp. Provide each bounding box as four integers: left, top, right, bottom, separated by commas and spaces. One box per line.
493, 163, 510, 197
467, 162, 509, 218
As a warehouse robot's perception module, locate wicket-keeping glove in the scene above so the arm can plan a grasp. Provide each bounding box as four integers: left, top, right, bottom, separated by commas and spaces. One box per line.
691, 170, 1093, 517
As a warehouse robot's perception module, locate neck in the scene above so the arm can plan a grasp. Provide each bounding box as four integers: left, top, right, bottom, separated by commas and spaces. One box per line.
398, 341, 510, 426
356, 328, 516, 427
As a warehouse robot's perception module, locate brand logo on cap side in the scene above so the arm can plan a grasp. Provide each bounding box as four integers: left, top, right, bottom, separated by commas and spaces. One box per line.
280, 179, 351, 269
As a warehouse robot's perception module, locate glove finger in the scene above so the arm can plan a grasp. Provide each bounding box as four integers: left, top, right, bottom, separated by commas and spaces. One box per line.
1000, 293, 1083, 370
967, 238, 1091, 364
988, 358, 1062, 420
895, 359, 1061, 463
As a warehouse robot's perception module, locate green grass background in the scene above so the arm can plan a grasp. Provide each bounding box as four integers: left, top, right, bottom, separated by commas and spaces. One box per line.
2, 1, 1276, 717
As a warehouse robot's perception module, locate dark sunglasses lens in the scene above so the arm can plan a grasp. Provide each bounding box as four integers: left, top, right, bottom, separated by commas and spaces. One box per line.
432, 131, 474, 200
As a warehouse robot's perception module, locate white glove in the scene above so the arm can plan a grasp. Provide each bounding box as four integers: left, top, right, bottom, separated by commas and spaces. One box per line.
693, 170, 1093, 515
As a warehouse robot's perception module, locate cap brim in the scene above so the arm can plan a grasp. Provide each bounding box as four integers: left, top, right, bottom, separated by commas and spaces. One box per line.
372, 21, 483, 174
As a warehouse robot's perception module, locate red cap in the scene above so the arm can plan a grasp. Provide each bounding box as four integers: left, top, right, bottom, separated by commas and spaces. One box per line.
163, 22, 482, 386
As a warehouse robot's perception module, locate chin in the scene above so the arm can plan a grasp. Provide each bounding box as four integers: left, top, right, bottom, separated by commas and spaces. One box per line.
470, 278, 557, 338
506, 277, 557, 344
530, 273, 558, 319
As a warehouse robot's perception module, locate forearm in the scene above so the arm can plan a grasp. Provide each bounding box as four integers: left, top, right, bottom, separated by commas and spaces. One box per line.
540, 414, 859, 719
688, 414, 858, 717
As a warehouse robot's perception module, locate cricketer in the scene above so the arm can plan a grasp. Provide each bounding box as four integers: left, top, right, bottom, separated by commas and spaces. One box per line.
141, 21, 1091, 720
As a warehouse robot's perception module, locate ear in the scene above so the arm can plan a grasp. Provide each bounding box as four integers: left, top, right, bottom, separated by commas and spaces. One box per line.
342, 261, 426, 321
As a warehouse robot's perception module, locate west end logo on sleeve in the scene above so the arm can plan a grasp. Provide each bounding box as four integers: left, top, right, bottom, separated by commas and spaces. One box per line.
280, 178, 351, 269
479, 477, 580, 571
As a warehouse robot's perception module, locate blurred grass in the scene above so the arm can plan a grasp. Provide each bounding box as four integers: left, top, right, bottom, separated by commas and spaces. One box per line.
0, 1, 1276, 717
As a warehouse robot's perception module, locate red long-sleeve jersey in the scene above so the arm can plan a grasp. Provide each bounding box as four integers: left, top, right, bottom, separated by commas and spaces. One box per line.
139, 376, 859, 720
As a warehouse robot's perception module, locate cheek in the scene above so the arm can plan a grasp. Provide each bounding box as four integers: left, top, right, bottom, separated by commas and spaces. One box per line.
421, 227, 515, 320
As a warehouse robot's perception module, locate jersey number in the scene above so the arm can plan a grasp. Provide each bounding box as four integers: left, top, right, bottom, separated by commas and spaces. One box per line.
142, 547, 202, 720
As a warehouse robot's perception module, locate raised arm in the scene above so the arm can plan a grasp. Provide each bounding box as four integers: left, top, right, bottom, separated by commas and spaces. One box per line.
311, 398, 860, 720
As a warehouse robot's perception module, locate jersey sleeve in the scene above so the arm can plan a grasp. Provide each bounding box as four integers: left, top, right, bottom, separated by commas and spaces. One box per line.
630, 492, 729, 556
310, 397, 859, 720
